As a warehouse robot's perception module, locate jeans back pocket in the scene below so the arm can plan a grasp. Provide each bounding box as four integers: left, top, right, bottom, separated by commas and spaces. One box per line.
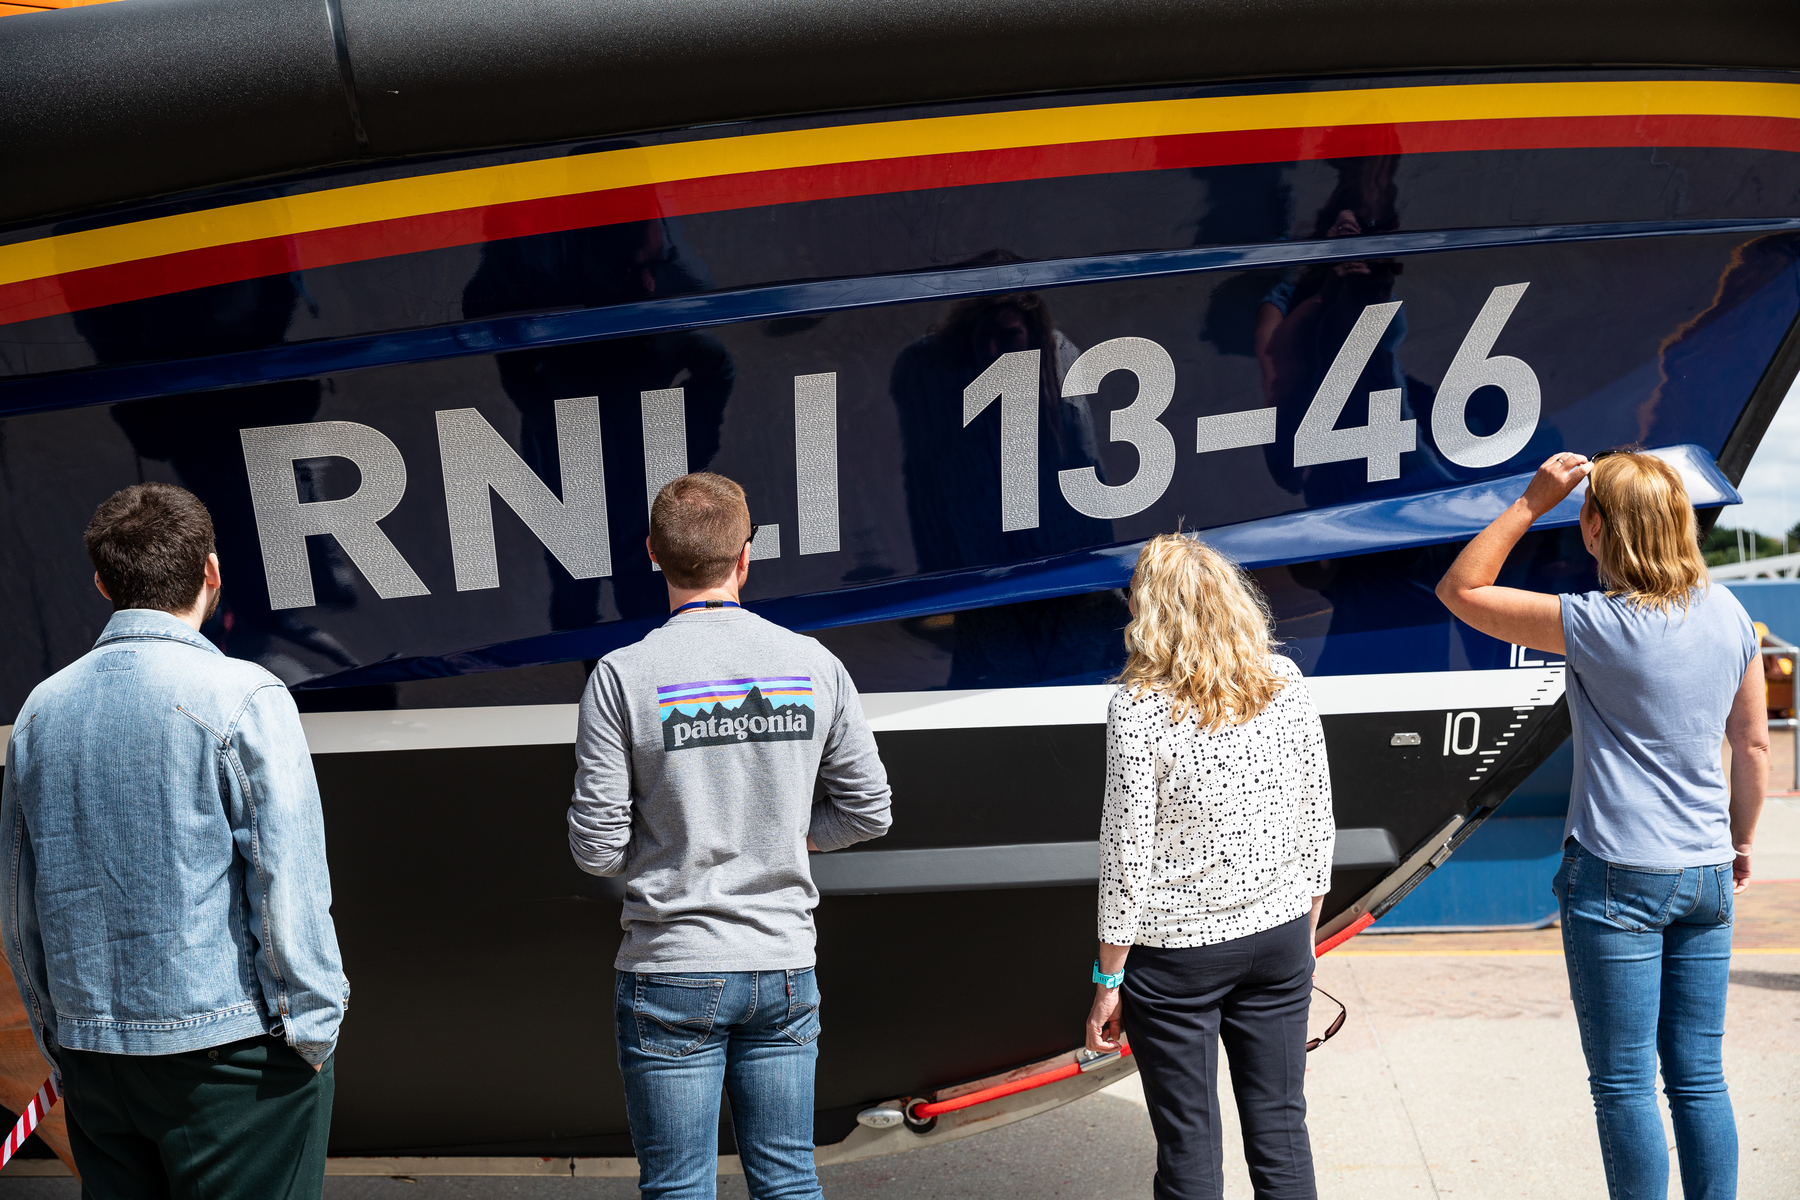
1715, 865, 1735, 926
634, 974, 725, 1058
778, 968, 821, 1046
1603, 863, 1683, 932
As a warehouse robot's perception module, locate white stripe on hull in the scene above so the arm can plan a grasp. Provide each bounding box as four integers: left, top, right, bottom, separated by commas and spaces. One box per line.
860, 666, 1564, 729
0, 668, 1564, 755
272, 667, 1564, 754
295, 703, 581, 754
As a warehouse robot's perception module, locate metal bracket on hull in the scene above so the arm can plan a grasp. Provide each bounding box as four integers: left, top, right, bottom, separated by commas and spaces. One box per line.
1316, 812, 1466, 944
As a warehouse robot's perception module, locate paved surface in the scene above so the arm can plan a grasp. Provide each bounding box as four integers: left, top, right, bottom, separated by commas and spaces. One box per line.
6, 898, 1792, 1199
6, 817, 1798, 1197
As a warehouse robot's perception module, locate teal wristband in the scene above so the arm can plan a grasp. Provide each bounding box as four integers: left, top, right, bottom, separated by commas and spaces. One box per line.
1092, 960, 1124, 988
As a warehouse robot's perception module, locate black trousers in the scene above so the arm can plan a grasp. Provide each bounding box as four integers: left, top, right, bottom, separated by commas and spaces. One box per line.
1121, 914, 1317, 1200
60, 1036, 334, 1200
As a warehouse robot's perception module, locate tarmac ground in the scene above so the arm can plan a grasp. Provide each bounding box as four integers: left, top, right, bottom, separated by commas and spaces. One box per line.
5, 806, 1797, 1198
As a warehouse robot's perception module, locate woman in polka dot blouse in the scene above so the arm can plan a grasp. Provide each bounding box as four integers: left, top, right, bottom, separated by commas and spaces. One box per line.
1084, 533, 1334, 1200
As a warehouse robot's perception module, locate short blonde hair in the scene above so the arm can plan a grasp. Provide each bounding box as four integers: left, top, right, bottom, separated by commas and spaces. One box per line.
1586, 451, 1708, 614
1117, 534, 1286, 731
650, 472, 750, 588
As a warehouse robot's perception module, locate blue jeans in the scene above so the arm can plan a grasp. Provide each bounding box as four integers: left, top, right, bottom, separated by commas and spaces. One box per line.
1553, 839, 1737, 1199
614, 968, 824, 1200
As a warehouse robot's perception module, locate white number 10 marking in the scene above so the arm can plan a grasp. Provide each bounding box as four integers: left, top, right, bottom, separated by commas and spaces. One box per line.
1443, 711, 1481, 756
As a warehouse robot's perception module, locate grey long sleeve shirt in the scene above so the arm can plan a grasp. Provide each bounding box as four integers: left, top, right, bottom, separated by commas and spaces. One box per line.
568, 606, 892, 971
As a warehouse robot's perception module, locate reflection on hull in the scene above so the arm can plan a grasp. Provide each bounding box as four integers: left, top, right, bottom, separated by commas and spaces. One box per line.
0, 53, 1795, 1159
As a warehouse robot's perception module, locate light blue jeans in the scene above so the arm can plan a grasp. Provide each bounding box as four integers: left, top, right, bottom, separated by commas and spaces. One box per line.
615, 969, 824, 1200
1553, 839, 1737, 1199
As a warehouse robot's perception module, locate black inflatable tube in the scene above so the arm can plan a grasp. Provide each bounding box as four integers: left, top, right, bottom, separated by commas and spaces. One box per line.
3, 0, 1798, 229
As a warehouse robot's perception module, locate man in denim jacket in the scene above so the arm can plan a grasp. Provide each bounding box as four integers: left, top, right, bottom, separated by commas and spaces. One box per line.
1, 483, 347, 1199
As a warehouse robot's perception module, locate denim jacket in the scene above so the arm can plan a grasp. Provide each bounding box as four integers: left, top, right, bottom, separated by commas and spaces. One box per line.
1, 610, 347, 1066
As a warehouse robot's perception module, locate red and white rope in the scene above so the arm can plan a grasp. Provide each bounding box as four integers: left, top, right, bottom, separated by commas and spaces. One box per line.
1, 1074, 60, 1170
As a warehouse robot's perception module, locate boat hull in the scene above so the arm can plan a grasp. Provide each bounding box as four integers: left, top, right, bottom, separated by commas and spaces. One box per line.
1, 59, 1796, 1156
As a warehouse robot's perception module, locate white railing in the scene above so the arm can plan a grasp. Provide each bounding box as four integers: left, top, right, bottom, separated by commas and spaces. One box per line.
1711, 550, 1800, 580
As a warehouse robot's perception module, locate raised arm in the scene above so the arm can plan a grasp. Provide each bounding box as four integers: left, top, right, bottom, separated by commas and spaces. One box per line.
808, 661, 892, 853
1435, 452, 1592, 654
568, 664, 636, 877
228, 684, 348, 1067
1725, 653, 1770, 893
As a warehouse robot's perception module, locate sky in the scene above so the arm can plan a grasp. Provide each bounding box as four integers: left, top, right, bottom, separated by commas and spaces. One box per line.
1722, 374, 1800, 540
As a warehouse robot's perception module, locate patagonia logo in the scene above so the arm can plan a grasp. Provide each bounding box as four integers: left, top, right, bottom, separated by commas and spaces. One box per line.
658, 676, 814, 752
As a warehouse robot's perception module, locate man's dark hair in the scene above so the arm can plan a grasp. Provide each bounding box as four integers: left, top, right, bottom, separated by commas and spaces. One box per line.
84, 483, 216, 613
650, 473, 750, 589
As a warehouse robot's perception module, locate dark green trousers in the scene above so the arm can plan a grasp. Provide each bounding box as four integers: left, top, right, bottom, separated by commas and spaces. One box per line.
60, 1036, 334, 1200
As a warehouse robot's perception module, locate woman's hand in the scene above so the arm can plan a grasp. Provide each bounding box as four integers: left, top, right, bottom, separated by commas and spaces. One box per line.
1520, 452, 1592, 518
1086, 985, 1123, 1053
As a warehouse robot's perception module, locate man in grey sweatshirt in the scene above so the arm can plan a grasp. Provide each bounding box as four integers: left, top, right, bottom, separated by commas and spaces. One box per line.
568, 471, 891, 1200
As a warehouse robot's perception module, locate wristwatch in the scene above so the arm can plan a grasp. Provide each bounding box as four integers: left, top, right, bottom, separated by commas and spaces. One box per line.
1092, 960, 1125, 989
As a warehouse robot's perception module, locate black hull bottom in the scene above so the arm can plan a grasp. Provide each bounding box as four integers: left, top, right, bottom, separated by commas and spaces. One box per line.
310, 679, 1568, 1155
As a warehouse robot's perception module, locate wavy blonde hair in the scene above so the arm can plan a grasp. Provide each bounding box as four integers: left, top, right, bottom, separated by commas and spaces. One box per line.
1117, 534, 1286, 730
1586, 451, 1708, 614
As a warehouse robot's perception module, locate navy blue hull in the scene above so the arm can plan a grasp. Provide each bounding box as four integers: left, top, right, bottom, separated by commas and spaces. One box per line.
0, 229, 1784, 691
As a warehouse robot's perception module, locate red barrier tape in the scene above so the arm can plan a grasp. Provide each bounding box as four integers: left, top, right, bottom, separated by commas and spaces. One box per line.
1, 1074, 60, 1169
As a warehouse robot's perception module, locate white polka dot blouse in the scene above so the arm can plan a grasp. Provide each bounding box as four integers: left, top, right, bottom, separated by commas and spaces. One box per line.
1098, 653, 1336, 948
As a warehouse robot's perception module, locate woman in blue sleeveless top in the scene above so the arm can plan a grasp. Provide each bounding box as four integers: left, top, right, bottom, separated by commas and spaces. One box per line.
1438, 449, 1767, 1199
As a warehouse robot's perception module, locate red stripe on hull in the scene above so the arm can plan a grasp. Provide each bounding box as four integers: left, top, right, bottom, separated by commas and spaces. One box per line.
3, 113, 1796, 327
